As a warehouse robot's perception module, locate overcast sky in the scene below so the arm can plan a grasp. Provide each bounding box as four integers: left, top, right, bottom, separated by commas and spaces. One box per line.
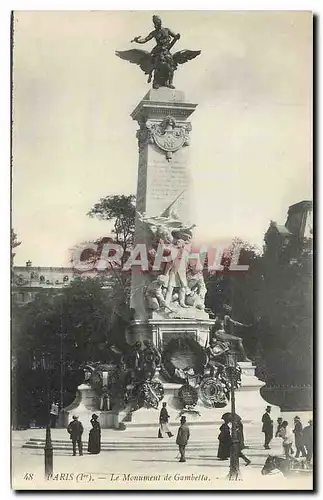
12, 10, 312, 266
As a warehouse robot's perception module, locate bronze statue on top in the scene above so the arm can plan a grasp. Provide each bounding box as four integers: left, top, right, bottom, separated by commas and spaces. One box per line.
115, 15, 201, 89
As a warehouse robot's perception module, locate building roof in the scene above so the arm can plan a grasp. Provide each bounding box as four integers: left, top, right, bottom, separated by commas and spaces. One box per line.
288, 200, 312, 214
13, 266, 73, 272
275, 225, 292, 235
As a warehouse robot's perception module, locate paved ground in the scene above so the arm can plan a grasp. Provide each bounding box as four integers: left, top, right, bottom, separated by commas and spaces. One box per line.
11, 426, 313, 491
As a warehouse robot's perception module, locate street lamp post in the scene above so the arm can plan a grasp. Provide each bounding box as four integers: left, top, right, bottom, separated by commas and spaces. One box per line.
42, 353, 53, 479
60, 328, 64, 415
226, 349, 241, 481
44, 424, 53, 479
56, 295, 66, 427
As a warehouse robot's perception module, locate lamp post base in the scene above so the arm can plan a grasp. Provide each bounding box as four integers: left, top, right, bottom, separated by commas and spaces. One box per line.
227, 437, 241, 481
227, 469, 242, 481
44, 425, 53, 479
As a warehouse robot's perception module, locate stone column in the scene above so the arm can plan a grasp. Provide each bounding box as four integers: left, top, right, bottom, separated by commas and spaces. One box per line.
130, 88, 198, 322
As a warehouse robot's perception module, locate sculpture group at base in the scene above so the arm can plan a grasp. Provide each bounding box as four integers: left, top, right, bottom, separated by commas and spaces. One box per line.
138, 196, 207, 314
81, 321, 246, 415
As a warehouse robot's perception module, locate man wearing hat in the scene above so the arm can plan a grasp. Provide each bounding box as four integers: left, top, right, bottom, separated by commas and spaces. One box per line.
176, 416, 190, 462
293, 416, 306, 458
302, 419, 313, 463
261, 406, 273, 450
67, 415, 84, 456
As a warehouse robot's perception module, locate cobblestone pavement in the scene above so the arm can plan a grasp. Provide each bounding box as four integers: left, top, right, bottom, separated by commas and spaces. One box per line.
11, 426, 313, 491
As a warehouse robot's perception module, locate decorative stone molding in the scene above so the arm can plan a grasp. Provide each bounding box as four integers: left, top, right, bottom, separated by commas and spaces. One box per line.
136, 115, 191, 160
14, 274, 29, 286
136, 119, 150, 153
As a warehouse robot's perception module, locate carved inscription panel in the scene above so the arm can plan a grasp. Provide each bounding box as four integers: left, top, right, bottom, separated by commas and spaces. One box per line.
146, 145, 191, 224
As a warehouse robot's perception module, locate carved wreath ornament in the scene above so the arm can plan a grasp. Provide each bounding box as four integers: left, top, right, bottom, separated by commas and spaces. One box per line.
137, 116, 191, 160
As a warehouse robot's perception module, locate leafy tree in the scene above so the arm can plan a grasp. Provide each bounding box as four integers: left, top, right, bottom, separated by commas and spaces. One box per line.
16, 276, 129, 364
11, 229, 21, 267
12, 276, 134, 426
204, 238, 261, 354
11, 229, 22, 427
77, 194, 136, 330
70, 194, 136, 321
204, 230, 312, 389
87, 194, 136, 257
250, 235, 313, 390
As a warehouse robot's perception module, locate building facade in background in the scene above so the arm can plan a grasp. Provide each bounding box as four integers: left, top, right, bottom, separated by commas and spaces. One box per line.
12, 262, 75, 304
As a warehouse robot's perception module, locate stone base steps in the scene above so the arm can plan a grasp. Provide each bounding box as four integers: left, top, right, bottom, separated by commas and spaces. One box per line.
22, 435, 272, 452
123, 419, 253, 428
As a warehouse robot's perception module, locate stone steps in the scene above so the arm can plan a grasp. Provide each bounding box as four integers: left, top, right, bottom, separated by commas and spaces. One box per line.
123, 419, 254, 428
22, 435, 275, 451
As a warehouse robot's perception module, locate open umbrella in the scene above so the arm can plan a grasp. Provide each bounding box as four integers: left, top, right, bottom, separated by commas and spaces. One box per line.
221, 412, 241, 421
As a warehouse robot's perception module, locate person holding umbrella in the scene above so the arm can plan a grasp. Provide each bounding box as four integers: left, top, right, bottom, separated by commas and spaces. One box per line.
222, 412, 251, 466
217, 413, 232, 460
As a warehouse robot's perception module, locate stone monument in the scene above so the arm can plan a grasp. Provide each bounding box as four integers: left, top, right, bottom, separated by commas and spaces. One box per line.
61, 16, 280, 428
115, 15, 275, 426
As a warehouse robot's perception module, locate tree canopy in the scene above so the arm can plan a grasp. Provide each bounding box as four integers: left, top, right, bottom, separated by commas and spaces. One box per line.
87, 194, 136, 254
11, 229, 21, 267
14, 276, 131, 367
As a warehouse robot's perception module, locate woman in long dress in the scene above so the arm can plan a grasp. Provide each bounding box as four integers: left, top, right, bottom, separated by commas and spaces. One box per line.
217, 416, 232, 460
88, 414, 101, 454
158, 403, 174, 438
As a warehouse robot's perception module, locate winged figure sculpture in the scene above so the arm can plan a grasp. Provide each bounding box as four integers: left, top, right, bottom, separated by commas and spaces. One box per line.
115, 15, 201, 90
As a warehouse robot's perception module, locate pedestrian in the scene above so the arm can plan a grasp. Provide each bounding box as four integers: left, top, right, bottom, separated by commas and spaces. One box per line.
217, 414, 232, 460
277, 421, 293, 458
262, 406, 273, 449
275, 417, 283, 437
237, 416, 248, 450
176, 416, 190, 462
158, 402, 174, 438
302, 420, 313, 463
67, 415, 84, 456
236, 420, 251, 466
88, 414, 101, 454
49, 401, 59, 428
293, 416, 307, 458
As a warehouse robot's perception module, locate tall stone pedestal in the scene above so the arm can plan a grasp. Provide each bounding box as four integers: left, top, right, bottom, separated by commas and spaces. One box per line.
130, 88, 198, 322
129, 87, 213, 348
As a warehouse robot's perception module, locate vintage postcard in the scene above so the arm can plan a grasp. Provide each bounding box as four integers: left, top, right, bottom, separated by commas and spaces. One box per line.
11, 10, 313, 490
